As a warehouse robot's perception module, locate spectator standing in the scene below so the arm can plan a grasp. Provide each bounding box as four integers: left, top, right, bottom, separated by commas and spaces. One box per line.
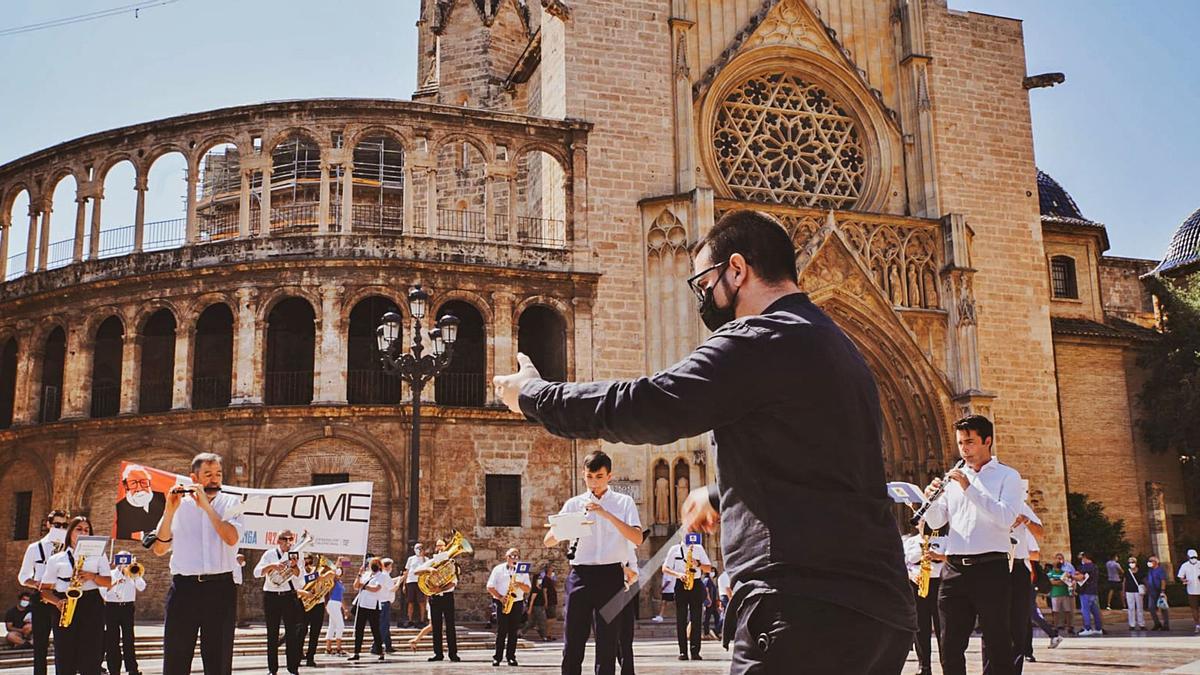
1122, 557, 1147, 631
1076, 552, 1104, 636
1105, 555, 1123, 610
1146, 555, 1170, 632
702, 571, 720, 640
1177, 549, 1200, 634
1047, 562, 1073, 636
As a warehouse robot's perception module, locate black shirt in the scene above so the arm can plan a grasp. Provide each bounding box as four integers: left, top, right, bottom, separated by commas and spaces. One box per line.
530, 575, 546, 607
5, 605, 28, 630
520, 292, 916, 632
1123, 567, 1146, 593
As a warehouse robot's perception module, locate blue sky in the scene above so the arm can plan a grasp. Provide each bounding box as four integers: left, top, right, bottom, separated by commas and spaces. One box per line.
0, 0, 1194, 260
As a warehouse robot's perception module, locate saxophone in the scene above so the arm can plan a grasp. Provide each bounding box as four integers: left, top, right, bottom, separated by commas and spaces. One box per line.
502, 570, 518, 615
917, 532, 933, 598
683, 545, 696, 592
59, 553, 86, 628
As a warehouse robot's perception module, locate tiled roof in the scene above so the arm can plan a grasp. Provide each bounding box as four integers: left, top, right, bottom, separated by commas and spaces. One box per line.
1051, 317, 1158, 342
1037, 170, 1087, 221
1154, 206, 1200, 276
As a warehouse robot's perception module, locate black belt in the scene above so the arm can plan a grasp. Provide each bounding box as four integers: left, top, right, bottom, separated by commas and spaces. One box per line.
572, 563, 621, 569
173, 572, 233, 583
265, 589, 297, 595
107, 601, 134, 607
947, 552, 1007, 567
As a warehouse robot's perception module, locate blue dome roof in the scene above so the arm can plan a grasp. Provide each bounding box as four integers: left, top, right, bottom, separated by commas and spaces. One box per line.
1155, 207, 1200, 276
1037, 170, 1088, 222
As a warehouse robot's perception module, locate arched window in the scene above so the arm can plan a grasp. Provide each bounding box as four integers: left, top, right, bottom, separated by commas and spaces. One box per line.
39, 327, 66, 423
434, 300, 485, 407
0, 338, 17, 428
265, 298, 315, 406
270, 135, 322, 233
347, 296, 401, 404
517, 305, 567, 382
91, 317, 123, 418
193, 304, 234, 410
1050, 256, 1078, 299
351, 136, 405, 234
139, 310, 176, 413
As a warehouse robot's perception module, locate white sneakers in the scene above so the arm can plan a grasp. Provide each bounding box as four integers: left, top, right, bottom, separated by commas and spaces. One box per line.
1078, 629, 1100, 636
1048, 635, 1063, 649
651, 615, 663, 623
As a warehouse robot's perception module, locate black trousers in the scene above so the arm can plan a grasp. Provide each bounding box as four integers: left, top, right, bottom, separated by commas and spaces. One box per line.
494, 599, 523, 661
104, 602, 139, 675
674, 581, 704, 656
562, 564, 623, 675
982, 560, 1031, 675
352, 606, 382, 656
615, 596, 636, 675
52, 590, 105, 675
912, 578, 941, 674
938, 558, 1012, 675
303, 602, 324, 661
429, 593, 457, 658
264, 591, 304, 674
31, 596, 58, 675
163, 574, 236, 675
730, 593, 911, 674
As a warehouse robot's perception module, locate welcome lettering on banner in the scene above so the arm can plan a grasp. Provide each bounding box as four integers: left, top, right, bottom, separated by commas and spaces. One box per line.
114, 461, 373, 554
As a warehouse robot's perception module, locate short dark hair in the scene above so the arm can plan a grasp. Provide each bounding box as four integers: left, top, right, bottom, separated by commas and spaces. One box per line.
44, 509, 68, 523
583, 450, 612, 473
692, 210, 797, 284
953, 414, 994, 445
191, 452, 222, 475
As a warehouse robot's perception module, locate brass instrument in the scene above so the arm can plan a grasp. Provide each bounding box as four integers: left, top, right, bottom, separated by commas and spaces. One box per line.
298, 556, 338, 612
683, 544, 696, 592
916, 532, 933, 598
59, 553, 86, 628
501, 570, 518, 615
126, 559, 144, 579
266, 530, 312, 587
417, 531, 473, 596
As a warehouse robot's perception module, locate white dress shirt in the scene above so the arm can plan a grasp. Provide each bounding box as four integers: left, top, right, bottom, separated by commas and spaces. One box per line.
253, 546, 309, 592
403, 554, 428, 581
166, 491, 245, 576
40, 548, 111, 593
921, 458, 1023, 556
384, 574, 399, 603
232, 558, 244, 585
717, 572, 731, 598
557, 488, 641, 566
903, 534, 947, 581
353, 570, 389, 609
104, 567, 147, 602
663, 543, 712, 578
1178, 560, 1200, 595
18, 535, 61, 588
1010, 502, 1042, 563
487, 563, 531, 601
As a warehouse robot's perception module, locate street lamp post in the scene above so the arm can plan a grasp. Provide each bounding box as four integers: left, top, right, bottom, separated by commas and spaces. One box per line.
376, 285, 460, 554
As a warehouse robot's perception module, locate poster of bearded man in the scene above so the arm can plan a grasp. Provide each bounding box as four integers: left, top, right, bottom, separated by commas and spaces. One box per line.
114, 462, 168, 540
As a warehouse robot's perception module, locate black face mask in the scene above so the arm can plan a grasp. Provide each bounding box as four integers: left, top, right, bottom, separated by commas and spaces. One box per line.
698, 267, 739, 331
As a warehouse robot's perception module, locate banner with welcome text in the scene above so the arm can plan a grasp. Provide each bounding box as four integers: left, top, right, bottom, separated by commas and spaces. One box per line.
114, 461, 373, 554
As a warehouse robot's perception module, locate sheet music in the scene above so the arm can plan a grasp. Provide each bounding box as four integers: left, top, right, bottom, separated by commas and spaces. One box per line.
547, 512, 594, 541
74, 535, 109, 558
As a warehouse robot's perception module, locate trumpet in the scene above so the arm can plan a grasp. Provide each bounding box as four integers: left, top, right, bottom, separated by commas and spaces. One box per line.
909, 460, 966, 527
126, 559, 144, 579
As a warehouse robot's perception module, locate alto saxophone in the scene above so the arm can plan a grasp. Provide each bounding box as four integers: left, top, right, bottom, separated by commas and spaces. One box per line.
59, 554, 86, 628
502, 571, 518, 615
917, 532, 933, 598
683, 545, 696, 592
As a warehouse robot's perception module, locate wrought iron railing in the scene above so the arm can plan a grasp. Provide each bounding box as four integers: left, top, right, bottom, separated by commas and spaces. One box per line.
143, 218, 186, 252
270, 203, 319, 233
351, 204, 404, 235
38, 386, 61, 424
4, 252, 26, 280
347, 369, 401, 405
264, 370, 314, 406
433, 371, 487, 407
90, 382, 120, 418
517, 216, 566, 247
437, 208, 486, 241
138, 381, 173, 414
193, 376, 232, 410
197, 210, 239, 242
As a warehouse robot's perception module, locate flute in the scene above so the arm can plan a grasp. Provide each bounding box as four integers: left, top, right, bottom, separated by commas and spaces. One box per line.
909, 459, 966, 527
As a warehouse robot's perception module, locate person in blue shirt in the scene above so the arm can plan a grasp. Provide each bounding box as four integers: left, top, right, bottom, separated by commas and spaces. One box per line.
1076, 552, 1104, 636
324, 558, 347, 656
1146, 555, 1170, 631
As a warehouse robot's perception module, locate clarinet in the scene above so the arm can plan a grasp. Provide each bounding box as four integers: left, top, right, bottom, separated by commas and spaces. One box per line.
565, 538, 580, 561
909, 459, 966, 527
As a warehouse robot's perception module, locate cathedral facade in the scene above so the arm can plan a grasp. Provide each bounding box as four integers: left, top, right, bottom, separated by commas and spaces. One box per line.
0, 0, 1191, 618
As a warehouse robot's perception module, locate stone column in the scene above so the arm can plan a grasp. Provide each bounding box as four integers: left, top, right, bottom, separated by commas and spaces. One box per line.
88, 188, 103, 259
238, 168, 252, 237
259, 167, 273, 237
231, 287, 262, 405
37, 200, 50, 270
402, 164, 413, 234
491, 291, 515, 405
483, 174, 495, 241
340, 162, 354, 233
425, 168, 437, 235
60, 323, 91, 420
317, 162, 331, 234
25, 204, 38, 273
11, 325, 35, 425
669, 13, 696, 193
119, 327, 141, 415
572, 296, 594, 381
171, 323, 193, 410
0, 214, 9, 281
507, 177, 517, 243
185, 158, 199, 244
71, 195, 87, 263
569, 139, 588, 252
314, 284, 347, 404
133, 173, 147, 253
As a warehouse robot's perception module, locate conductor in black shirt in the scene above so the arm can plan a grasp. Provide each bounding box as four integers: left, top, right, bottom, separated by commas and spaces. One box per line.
494, 209, 916, 674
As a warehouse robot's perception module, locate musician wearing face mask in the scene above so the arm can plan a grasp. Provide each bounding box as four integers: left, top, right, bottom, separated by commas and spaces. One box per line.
496, 211, 915, 673
17, 509, 70, 675
39, 516, 112, 675
254, 529, 309, 675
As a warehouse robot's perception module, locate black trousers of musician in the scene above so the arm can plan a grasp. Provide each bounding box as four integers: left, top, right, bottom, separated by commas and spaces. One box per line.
562, 564, 623, 675
429, 593, 458, 658
352, 606, 382, 657
730, 593, 912, 675
264, 590, 304, 674
494, 599, 524, 662
938, 558, 1013, 675
674, 581, 704, 657
104, 601, 139, 675
52, 589, 105, 675
912, 578, 941, 675
981, 559, 1031, 675
303, 602, 325, 662
31, 596, 58, 675
163, 574, 236, 675
615, 595, 636, 675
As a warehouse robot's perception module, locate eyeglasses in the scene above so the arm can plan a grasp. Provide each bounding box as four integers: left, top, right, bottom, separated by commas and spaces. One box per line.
277, 536, 294, 542
124, 479, 152, 490
685, 260, 730, 304
49, 522, 69, 529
